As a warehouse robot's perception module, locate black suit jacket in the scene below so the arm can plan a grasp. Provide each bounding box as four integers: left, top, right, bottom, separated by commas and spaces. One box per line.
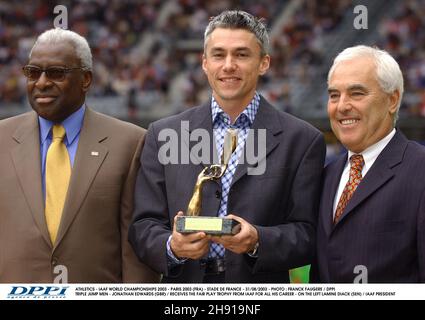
129, 97, 325, 283
313, 131, 425, 283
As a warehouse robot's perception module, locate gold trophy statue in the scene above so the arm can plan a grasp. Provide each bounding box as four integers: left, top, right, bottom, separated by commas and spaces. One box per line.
176, 129, 241, 235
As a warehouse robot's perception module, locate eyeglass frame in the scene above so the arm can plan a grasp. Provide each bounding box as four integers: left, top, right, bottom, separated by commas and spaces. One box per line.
22, 65, 88, 82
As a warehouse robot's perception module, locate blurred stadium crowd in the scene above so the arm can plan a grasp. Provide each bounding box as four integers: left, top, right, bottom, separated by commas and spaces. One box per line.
378, 1, 425, 118
0, 0, 424, 122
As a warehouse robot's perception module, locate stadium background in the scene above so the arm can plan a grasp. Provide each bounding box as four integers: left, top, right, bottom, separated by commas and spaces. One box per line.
1, 0, 424, 283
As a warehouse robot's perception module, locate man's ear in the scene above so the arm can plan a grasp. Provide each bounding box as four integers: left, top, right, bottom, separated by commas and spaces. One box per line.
82, 71, 92, 92
258, 54, 270, 76
202, 54, 208, 74
388, 89, 400, 115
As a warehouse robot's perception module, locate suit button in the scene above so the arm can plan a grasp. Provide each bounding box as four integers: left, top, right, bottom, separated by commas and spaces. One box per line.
215, 190, 221, 199
52, 258, 58, 266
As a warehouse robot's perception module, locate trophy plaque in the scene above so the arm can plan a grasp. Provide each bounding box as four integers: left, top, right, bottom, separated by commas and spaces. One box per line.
176, 129, 241, 235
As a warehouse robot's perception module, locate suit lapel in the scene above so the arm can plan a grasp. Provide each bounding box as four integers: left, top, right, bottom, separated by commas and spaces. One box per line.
54, 108, 108, 246
231, 98, 281, 186
183, 101, 218, 169
333, 131, 406, 228
11, 112, 51, 247
322, 155, 346, 237
181, 102, 220, 217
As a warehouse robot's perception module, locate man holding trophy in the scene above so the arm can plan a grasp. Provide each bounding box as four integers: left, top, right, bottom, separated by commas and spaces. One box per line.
129, 10, 325, 283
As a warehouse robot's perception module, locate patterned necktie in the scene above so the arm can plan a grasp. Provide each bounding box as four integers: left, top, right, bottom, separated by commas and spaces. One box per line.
334, 154, 364, 224
45, 124, 71, 244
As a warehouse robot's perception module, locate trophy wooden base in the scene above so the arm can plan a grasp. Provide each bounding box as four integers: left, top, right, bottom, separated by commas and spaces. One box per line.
176, 216, 241, 235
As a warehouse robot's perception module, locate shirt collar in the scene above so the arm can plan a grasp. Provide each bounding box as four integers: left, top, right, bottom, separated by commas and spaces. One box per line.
347, 128, 396, 167
211, 92, 260, 126
39, 105, 86, 145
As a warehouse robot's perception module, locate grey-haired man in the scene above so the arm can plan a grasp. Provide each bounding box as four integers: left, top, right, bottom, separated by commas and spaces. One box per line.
129, 10, 325, 283
0, 28, 158, 283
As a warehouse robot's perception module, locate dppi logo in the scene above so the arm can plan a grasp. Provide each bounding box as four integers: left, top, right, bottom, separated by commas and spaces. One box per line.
8, 286, 68, 299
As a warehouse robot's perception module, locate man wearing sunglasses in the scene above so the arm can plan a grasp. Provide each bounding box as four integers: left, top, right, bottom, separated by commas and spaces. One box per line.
0, 28, 159, 283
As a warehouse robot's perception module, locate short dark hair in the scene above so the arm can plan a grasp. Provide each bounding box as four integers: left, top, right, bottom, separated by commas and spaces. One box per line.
204, 10, 269, 56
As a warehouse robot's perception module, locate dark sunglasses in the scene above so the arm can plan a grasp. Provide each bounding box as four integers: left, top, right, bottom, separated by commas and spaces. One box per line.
22, 65, 86, 81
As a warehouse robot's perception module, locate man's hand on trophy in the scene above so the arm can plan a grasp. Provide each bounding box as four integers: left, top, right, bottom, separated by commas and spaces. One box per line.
170, 211, 211, 260
210, 214, 259, 255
